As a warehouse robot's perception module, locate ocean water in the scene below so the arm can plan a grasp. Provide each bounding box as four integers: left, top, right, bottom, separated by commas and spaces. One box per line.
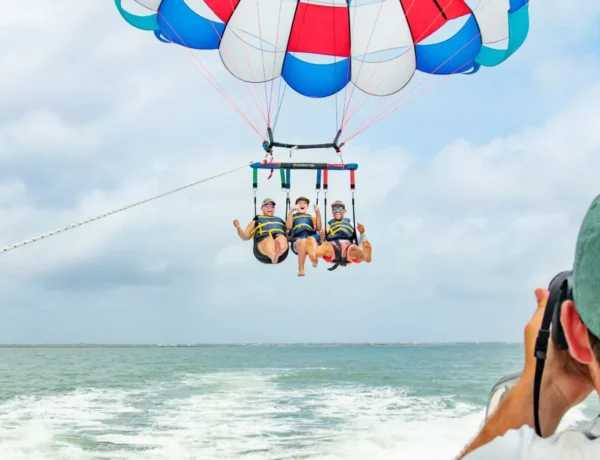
0, 344, 598, 460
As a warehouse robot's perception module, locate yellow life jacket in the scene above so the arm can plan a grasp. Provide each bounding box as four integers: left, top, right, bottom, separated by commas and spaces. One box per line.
327, 218, 354, 241
251, 215, 286, 241
290, 213, 316, 239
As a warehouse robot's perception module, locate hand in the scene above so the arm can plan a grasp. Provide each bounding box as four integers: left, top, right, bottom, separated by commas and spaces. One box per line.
291, 205, 299, 212
233, 219, 240, 229
319, 229, 325, 239
314, 204, 320, 213
522, 288, 594, 414
357, 223, 365, 233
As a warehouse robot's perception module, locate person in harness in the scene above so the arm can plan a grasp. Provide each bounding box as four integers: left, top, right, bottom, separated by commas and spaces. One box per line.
233, 197, 289, 265
286, 196, 322, 277
305, 200, 372, 270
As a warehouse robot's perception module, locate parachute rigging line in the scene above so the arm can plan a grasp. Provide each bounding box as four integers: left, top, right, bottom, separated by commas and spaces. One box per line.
0, 149, 293, 256
116, 0, 531, 148
155, 8, 267, 139
342, 1, 532, 143
189, 5, 270, 125
324, 168, 358, 272
271, 82, 288, 132
340, 0, 447, 132
340, 0, 485, 130
339, 0, 386, 128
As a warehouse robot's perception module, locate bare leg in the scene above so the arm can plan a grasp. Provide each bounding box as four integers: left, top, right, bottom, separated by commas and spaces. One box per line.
296, 238, 307, 276
305, 238, 320, 267
275, 234, 288, 259
258, 237, 277, 263
348, 240, 372, 263
262, 235, 289, 264
316, 243, 334, 259
307, 240, 336, 267
363, 240, 372, 263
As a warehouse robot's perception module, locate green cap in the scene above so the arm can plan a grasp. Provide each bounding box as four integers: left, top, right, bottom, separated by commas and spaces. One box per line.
574, 194, 600, 337
261, 198, 276, 206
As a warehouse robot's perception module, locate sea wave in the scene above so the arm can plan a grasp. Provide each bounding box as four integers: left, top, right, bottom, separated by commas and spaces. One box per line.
0, 369, 590, 460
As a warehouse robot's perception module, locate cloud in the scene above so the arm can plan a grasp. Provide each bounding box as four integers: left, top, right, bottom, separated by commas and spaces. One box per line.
0, 0, 599, 344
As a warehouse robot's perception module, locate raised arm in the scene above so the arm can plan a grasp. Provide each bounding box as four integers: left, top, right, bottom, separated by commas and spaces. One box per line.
286, 205, 297, 231
356, 223, 366, 246
314, 205, 322, 231
233, 219, 255, 241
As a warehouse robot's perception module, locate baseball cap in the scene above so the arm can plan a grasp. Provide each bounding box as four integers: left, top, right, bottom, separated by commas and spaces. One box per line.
573, 194, 600, 336
262, 198, 276, 206
331, 200, 345, 208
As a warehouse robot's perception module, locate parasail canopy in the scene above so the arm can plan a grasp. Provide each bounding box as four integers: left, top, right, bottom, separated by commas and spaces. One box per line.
115, 0, 530, 147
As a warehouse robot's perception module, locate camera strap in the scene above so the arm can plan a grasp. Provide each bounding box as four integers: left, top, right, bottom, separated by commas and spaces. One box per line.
532, 275, 569, 436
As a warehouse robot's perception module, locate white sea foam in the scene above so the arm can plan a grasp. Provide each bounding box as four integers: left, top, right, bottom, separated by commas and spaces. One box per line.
0, 370, 593, 460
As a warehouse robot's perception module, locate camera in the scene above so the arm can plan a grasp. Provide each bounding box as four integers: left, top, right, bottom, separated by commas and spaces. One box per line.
485, 270, 574, 435
544, 270, 573, 352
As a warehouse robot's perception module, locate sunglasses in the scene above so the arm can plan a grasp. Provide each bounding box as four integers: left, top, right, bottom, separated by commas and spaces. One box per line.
263, 203, 275, 208
332, 206, 345, 211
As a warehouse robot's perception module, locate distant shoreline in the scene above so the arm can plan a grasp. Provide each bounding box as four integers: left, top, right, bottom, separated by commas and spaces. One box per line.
0, 342, 522, 349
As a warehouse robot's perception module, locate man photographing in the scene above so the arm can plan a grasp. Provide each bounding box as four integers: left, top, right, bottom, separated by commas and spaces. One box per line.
457, 194, 600, 459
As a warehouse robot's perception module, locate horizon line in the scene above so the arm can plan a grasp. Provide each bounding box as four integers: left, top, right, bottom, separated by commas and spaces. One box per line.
0, 341, 523, 348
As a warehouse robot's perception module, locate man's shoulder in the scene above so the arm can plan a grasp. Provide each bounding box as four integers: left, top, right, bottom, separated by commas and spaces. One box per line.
464, 421, 600, 460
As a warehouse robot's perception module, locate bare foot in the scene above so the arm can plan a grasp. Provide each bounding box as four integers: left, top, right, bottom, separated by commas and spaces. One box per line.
306, 239, 318, 268
275, 239, 287, 256
298, 270, 305, 277
363, 240, 372, 263
271, 240, 281, 264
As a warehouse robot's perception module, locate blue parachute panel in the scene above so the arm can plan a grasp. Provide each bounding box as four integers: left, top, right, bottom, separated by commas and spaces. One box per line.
509, 0, 529, 12
156, 0, 223, 49
154, 30, 171, 43
281, 54, 351, 98
415, 15, 482, 75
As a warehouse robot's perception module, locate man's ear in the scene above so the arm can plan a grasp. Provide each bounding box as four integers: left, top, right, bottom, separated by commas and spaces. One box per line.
561, 300, 594, 364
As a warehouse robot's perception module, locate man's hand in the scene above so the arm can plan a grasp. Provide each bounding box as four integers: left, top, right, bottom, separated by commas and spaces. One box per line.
357, 223, 365, 233
233, 219, 240, 229
456, 288, 597, 459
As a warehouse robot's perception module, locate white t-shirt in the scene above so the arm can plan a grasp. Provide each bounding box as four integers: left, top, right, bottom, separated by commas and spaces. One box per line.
463, 418, 600, 460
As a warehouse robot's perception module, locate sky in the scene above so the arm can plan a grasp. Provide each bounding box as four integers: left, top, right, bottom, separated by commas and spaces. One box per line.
1, 0, 600, 344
